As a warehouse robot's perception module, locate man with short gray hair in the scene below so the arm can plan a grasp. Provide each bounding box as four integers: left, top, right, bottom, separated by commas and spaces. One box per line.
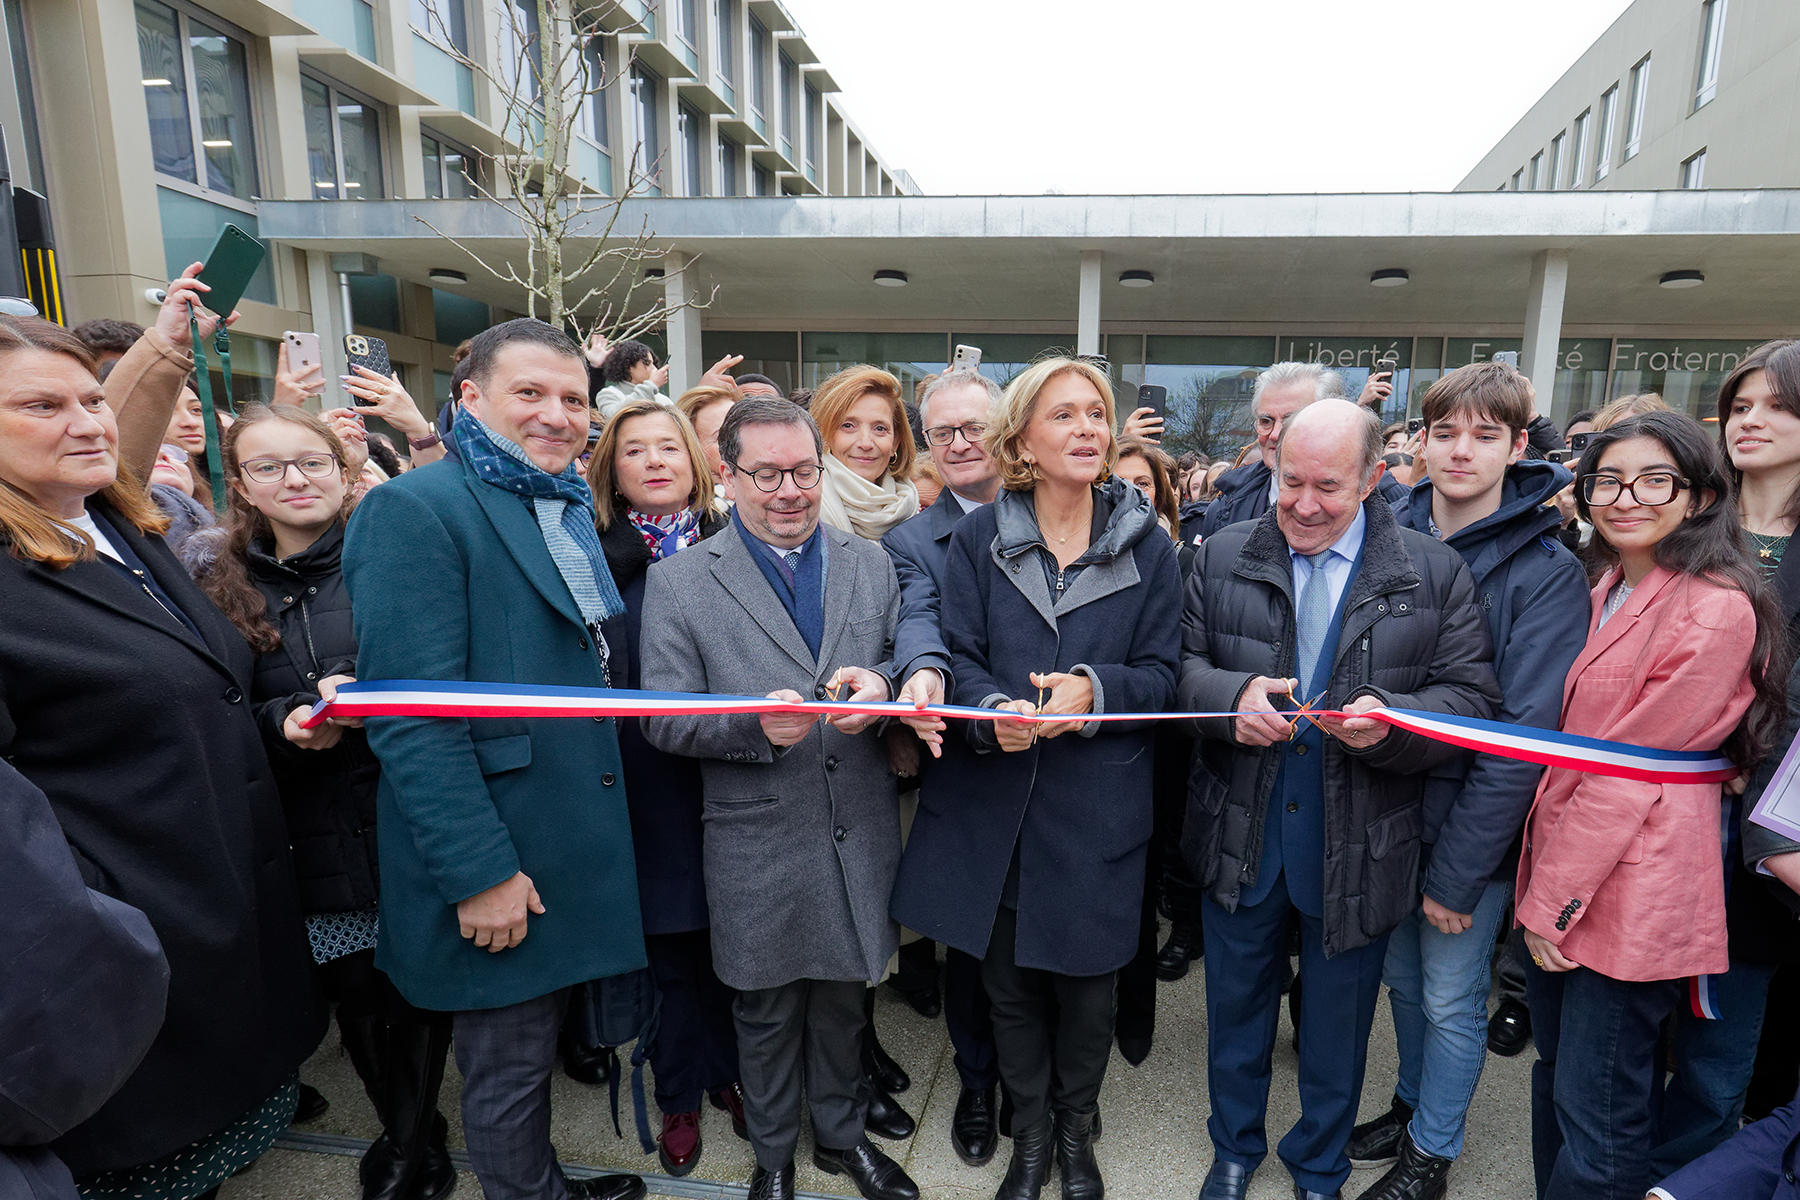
1200, 363, 1409, 540
1178, 398, 1499, 1200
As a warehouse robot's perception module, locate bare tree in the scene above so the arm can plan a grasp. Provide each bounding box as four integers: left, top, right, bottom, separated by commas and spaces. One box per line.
1163, 369, 1258, 463
415, 0, 713, 340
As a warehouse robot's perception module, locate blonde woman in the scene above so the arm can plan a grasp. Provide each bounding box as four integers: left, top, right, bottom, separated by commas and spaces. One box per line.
812, 366, 921, 539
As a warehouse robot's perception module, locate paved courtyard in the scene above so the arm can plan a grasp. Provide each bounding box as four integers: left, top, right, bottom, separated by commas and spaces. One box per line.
226, 930, 1536, 1200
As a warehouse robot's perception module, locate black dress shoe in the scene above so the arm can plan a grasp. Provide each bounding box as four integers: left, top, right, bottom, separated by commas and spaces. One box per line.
566, 1173, 646, 1200
1358, 1128, 1452, 1200
709, 1082, 748, 1140
1347, 1094, 1414, 1166
747, 1162, 795, 1200
1117, 1033, 1152, 1066
1054, 1107, 1102, 1200
951, 1085, 997, 1166
295, 1081, 330, 1124
813, 1138, 919, 1200
864, 1082, 916, 1140
1202, 1165, 1245, 1200
1155, 921, 1204, 981
560, 1034, 614, 1086
996, 1117, 1054, 1200
887, 981, 942, 1018
1199, 1161, 1250, 1200
1488, 998, 1531, 1057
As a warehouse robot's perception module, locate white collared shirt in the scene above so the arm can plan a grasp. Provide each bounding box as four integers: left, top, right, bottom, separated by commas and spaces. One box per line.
948, 488, 988, 514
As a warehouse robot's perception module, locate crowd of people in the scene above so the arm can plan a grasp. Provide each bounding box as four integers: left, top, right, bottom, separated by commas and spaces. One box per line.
2, 261, 1798, 1200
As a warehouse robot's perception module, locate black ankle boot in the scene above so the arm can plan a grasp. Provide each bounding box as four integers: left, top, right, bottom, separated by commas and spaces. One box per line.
995, 1116, 1054, 1200
1154, 922, 1203, 982
860, 989, 909, 1094
1054, 1107, 1103, 1200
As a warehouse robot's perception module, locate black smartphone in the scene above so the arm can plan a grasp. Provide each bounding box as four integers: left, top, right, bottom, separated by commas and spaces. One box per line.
1569, 431, 1593, 453
1407, 416, 1426, 435
194, 224, 266, 319
344, 334, 392, 404
1137, 384, 1168, 419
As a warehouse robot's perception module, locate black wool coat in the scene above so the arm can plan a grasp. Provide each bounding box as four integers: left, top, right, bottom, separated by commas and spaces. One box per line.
601, 511, 728, 936
891, 479, 1182, 977
0, 499, 325, 1175
241, 522, 383, 916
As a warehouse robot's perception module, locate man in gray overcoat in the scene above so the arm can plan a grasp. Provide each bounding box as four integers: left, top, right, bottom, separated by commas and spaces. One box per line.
641, 398, 933, 1200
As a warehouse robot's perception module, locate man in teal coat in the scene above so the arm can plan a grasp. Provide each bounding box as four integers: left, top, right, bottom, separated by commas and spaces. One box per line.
345, 319, 647, 1200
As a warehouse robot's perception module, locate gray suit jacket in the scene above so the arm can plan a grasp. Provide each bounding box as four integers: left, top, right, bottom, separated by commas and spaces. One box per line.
640, 521, 904, 991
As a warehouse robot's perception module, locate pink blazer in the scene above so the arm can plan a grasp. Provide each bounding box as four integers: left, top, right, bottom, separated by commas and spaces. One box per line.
1515, 565, 1755, 982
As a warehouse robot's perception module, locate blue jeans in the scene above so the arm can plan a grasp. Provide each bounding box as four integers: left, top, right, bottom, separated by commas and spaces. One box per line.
1525, 960, 1683, 1200
1650, 957, 1778, 1180
1384, 878, 1513, 1159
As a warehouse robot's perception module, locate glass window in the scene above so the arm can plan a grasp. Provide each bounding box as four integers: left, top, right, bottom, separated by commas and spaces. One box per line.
1548, 131, 1565, 189
421, 131, 442, 198
752, 162, 770, 195
411, 0, 467, 51
778, 51, 796, 160
580, 38, 608, 148
1528, 151, 1544, 190
748, 16, 768, 121
803, 331, 945, 393
304, 74, 383, 199
631, 65, 661, 192
1443, 338, 1607, 430
1695, 0, 1727, 109
678, 103, 702, 196
156, 186, 274, 304
703, 330, 795, 394
1681, 148, 1707, 188
1140, 336, 1278, 461
714, 0, 736, 87
348, 271, 401, 331
433, 288, 487, 346
1510, 168, 1523, 191
1278, 337, 1414, 426
673, 0, 697, 46
499, 0, 541, 104
135, 0, 259, 201
441, 142, 475, 197
717, 134, 740, 196
803, 81, 819, 176
1595, 85, 1618, 181
421, 127, 478, 198
1569, 109, 1590, 189
1624, 55, 1650, 161
1610, 339, 1767, 417
946, 334, 1083, 389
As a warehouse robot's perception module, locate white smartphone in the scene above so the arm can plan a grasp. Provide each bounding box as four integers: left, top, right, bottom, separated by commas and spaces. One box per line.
952, 343, 982, 373
284, 330, 323, 379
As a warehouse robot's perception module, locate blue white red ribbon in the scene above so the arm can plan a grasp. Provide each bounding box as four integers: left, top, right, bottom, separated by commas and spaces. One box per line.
305, 680, 1739, 785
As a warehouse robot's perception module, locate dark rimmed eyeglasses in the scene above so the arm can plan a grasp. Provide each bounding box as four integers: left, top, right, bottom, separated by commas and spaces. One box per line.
239, 454, 341, 484
923, 421, 989, 447
730, 461, 823, 492
1579, 472, 1689, 507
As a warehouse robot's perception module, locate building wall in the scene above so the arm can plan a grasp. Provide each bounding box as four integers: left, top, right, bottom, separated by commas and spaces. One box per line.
1458, 0, 1800, 192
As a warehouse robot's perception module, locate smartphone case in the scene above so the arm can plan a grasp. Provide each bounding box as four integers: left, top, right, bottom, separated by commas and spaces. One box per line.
343, 334, 392, 381
195, 225, 266, 319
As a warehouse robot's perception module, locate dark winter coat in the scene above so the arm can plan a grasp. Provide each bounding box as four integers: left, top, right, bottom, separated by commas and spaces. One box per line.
0, 498, 324, 1174
600, 509, 728, 937
0, 761, 168, 1200
1199, 458, 1411, 541
241, 521, 383, 916
1393, 460, 1591, 914
1177, 494, 1501, 956
880, 486, 967, 688
891, 478, 1182, 976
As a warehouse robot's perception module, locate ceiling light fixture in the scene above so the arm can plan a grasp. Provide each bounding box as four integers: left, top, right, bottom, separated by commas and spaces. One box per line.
644, 267, 665, 278
201, 139, 232, 148
1370, 268, 1410, 287
141, 78, 172, 87
873, 269, 908, 287
1117, 270, 1154, 288
1659, 269, 1705, 289
428, 268, 467, 284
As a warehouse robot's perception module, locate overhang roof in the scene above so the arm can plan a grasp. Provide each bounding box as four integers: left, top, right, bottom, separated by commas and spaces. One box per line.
254, 190, 1800, 334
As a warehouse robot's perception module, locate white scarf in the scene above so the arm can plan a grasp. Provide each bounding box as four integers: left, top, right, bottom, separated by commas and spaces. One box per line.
818, 453, 920, 540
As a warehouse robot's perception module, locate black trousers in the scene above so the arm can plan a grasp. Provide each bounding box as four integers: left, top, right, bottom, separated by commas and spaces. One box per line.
734, 977, 866, 1170
946, 946, 999, 1090
980, 905, 1117, 1129
1115, 858, 1159, 1046
645, 930, 741, 1115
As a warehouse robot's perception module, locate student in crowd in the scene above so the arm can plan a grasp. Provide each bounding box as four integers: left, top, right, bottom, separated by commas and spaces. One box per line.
641, 398, 937, 1200
594, 339, 671, 419
72, 317, 145, 370
0, 301, 324, 1198
893, 357, 1182, 1200
585, 399, 744, 1177
881, 369, 1005, 1168
734, 373, 784, 400
675, 383, 742, 497
1351, 362, 1590, 1200
1180, 400, 1499, 1200
193, 404, 456, 1200
344, 318, 648, 1200
812, 365, 922, 542
1516, 409, 1785, 1200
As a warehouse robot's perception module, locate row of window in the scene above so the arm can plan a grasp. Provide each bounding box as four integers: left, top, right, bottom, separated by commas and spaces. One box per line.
1503, 0, 1726, 192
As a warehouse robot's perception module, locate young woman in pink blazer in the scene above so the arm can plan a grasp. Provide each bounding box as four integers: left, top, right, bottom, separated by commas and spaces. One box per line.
1515, 409, 1786, 1200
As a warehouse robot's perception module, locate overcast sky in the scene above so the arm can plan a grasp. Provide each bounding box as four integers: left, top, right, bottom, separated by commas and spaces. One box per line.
778, 0, 1635, 195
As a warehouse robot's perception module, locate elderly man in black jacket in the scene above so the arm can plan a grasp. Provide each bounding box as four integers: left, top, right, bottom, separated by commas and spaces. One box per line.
1179, 399, 1500, 1200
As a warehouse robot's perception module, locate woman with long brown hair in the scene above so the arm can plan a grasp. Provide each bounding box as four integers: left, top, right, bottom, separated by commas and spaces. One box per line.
191, 404, 456, 1200
0, 310, 323, 1199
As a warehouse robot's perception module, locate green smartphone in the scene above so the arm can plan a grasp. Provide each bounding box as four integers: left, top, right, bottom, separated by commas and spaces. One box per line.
193, 224, 266, 318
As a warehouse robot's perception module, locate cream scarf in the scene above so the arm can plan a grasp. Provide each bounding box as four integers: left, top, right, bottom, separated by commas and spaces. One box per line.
818, 453, 920, 540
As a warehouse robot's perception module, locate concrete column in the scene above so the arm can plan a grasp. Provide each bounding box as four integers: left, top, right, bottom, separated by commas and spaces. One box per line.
663, 250, 703, 394
1520, 250, 1568, 406
1077, 250, 1103, 357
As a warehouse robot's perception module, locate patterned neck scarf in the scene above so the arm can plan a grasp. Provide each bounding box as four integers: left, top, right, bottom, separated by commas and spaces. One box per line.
627, 508, 701, 562
450, 413, 625, 629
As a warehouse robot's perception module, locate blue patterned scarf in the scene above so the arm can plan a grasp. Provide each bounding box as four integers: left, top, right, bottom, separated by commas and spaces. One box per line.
451, 414, 624, 628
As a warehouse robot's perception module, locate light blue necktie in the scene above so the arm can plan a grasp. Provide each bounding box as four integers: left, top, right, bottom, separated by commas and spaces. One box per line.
1294, 551, 1334, 697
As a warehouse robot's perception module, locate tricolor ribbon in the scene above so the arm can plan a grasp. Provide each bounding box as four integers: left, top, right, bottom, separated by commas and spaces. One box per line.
305, 680, 1739, 785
